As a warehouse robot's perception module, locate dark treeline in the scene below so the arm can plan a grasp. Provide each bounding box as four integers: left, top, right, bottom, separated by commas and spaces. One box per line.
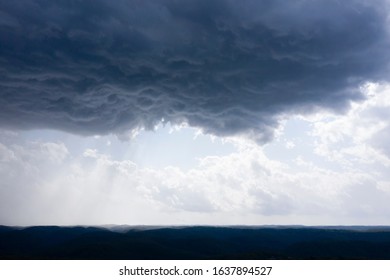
1, 226, 390, 259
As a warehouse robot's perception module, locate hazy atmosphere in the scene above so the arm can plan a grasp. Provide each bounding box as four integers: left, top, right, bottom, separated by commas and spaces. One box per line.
1, 0, 390, 226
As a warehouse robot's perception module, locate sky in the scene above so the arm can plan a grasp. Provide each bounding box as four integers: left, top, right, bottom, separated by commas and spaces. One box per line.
1, 0, 390, 226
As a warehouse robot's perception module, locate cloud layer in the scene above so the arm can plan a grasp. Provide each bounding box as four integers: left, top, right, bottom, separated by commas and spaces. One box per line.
1, 0, 390, 141
1, 83, 390, 225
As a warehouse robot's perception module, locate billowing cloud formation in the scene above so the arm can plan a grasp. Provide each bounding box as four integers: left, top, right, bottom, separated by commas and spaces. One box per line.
1, 0, 390, 142
1, 83, 390, 225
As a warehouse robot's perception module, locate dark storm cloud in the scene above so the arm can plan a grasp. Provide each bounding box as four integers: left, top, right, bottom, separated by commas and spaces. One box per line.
1, 0, 389, 142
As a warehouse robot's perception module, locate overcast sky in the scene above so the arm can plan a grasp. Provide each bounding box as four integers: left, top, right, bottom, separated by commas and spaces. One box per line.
1, 0, 390, 226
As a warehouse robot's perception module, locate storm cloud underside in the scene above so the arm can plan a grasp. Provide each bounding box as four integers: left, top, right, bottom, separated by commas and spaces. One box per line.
1, 0, 390, 142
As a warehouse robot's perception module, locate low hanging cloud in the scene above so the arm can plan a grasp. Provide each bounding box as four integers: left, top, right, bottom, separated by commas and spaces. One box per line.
1, 0, 390, 142
2, 132, 390, 225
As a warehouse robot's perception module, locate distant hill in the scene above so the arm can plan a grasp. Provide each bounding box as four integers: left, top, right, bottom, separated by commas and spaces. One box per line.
1, 225, 390, 259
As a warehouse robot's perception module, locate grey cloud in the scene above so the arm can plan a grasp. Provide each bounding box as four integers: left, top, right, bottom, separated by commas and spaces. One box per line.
249, 188, 294, 216
1, 0, 389, 142
369, 123, 390, 160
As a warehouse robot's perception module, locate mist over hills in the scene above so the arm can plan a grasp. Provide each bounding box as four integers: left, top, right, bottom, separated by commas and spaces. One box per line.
1, 225, 390, 259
